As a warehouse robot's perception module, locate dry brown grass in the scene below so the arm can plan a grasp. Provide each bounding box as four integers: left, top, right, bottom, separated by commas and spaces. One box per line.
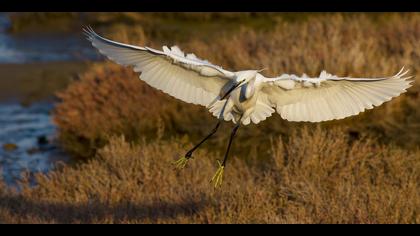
0, 128, 418, 223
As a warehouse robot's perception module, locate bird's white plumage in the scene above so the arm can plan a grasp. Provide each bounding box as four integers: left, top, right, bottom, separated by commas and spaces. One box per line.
85, 27, 414, 125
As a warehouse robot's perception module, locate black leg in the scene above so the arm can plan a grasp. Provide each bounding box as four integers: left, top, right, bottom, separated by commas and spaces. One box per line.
221, 123, 240, 167
210, 123, 240, 188
185, 121, 221, 159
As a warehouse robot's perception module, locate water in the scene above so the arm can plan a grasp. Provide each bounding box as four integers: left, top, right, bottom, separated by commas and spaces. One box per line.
0, 13, 99, 63
0, 102, 69, 185
0, 13, 97, 185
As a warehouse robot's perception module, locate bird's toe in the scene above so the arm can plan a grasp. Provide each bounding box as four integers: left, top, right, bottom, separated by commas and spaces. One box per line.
173, 156, 190, 170
210, 160, 225, 188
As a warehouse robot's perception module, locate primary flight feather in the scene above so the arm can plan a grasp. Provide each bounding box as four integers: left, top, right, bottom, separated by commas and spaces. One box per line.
84, 26, 413, 188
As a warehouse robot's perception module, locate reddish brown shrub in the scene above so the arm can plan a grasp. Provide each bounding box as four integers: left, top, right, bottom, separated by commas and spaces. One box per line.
53, 62, 214, 158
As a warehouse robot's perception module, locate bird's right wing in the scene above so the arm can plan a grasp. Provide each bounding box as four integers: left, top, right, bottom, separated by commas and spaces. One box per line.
84, 27, 235, 107
260, 68, 413, 122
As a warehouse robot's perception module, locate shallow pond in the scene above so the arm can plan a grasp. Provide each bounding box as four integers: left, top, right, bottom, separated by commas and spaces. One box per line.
0, 102, 69, 185
0, 13, 99, 185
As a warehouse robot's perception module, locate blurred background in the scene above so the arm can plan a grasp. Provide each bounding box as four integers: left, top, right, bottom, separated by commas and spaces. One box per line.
0, 13, 419, 223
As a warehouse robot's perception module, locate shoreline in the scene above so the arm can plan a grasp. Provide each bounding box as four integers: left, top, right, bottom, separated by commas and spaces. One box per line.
0, 61, 88, 104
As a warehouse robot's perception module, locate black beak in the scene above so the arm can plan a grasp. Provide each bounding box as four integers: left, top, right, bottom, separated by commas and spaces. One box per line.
221, 81, 243, 99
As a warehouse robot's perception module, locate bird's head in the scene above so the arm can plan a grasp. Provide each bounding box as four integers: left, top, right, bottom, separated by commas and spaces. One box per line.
236, 69, 265, 84
219, 69, 267, 100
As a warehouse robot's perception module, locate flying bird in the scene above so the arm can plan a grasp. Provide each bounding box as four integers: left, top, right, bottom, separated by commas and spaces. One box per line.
84, 27, 413, 188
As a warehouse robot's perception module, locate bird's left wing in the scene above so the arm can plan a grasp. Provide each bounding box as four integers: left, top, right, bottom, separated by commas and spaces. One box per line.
84, 27, 235, 107
260, 68, 413, 122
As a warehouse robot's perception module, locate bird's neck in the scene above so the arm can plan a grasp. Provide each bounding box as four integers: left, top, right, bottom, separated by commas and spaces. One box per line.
240, 78, 256, 101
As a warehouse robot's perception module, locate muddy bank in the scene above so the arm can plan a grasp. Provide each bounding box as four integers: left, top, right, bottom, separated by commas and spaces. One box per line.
0, 61, 88, 104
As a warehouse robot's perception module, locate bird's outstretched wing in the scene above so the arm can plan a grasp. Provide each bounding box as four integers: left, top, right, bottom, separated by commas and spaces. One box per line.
84, 27, 235, 107
261, 68, 413, 122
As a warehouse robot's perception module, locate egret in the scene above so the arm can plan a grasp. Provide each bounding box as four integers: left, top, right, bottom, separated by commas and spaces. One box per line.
84, 27, 413, 188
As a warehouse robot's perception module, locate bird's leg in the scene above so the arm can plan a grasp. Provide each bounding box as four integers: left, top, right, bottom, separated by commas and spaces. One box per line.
173, 121, 221, 170
211, 123, 240, 188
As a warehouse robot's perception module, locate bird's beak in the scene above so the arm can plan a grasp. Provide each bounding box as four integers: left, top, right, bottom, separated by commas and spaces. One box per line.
221, 81, 243, 99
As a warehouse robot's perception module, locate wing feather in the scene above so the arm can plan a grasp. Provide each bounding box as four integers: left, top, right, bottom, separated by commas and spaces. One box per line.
262, 69, 413, 122
84, 27, 234, 107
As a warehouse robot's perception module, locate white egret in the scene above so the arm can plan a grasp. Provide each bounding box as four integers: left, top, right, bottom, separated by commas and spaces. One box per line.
84, 27, 413, 188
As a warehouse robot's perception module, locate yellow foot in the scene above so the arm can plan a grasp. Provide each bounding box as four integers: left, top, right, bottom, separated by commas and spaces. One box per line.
210, 160, 225, 189
173, 156, 190, 170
